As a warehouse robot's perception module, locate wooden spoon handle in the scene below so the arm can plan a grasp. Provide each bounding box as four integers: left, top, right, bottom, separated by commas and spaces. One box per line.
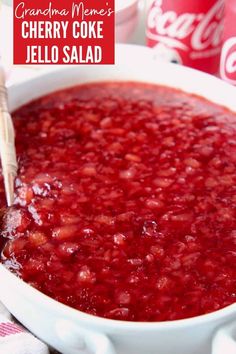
0, 67, 18, 206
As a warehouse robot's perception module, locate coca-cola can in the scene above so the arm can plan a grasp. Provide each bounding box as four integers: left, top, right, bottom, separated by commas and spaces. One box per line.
220, 0, 236, 85
146, 0, 225, 74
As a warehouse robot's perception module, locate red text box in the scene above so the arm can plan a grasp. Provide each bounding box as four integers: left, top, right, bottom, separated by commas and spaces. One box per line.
14, 0, 114, 64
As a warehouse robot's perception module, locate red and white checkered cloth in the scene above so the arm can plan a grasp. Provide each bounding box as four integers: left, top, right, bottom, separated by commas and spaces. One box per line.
0, 303, 49, 354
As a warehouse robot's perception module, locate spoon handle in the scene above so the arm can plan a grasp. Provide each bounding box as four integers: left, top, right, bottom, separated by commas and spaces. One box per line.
0, 67, 18, 206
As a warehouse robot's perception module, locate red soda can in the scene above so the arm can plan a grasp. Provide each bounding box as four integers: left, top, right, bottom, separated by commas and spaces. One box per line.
220, 0, 236, 85
146, 0, 225, 74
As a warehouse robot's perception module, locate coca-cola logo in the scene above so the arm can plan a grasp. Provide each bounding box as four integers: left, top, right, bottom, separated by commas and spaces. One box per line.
147, 0, 224, 52
220, 37, 236, 85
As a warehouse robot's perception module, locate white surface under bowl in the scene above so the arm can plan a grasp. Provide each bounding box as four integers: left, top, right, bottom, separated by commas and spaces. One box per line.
0, 44, 236, 354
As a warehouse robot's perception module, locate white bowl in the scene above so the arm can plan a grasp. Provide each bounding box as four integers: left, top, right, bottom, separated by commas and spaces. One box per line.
1, 44, 236, 354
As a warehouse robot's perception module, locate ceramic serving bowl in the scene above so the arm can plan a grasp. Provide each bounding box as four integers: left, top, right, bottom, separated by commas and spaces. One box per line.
0, 44, 236, 354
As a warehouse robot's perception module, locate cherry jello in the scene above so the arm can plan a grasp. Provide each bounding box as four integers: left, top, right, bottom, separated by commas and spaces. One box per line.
0, 82, 236, 321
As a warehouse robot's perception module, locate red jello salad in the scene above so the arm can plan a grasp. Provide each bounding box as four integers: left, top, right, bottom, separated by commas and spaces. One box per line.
0, 82, 235, 321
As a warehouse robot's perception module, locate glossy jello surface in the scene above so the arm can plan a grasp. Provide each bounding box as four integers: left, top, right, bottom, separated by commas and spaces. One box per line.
0, 82, 236, 321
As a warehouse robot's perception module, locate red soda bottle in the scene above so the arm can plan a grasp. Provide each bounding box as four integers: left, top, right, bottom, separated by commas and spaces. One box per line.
220, 0, 236, 85
146, 0, 225, 74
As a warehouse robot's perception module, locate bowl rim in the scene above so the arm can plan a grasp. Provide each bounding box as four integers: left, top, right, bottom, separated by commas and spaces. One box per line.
1, 263, 236, 332
2, 43, 236, 332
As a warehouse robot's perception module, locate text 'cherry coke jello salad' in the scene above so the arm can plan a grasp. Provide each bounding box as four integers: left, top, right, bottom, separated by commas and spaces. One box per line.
0, 82, 235, 322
